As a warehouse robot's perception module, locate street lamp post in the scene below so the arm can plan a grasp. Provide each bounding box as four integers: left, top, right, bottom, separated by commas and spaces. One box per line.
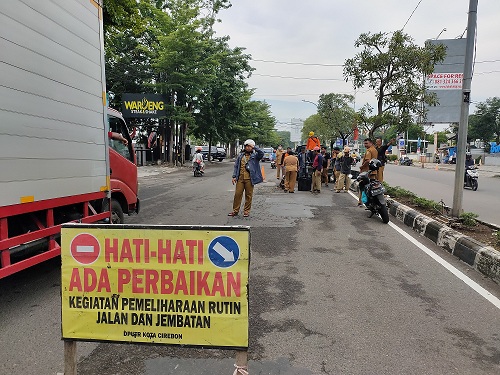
435, 27, 447, 40
302, 99, 318, 108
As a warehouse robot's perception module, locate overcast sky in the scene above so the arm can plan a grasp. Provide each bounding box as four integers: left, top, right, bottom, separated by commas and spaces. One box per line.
213, 0, 500, 130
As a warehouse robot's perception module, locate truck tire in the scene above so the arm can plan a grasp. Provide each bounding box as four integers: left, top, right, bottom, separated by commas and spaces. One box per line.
110, 198, 124, 224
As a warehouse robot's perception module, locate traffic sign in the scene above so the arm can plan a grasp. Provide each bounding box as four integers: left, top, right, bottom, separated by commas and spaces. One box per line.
70, 233, 100, 265
208, 236, 240, 268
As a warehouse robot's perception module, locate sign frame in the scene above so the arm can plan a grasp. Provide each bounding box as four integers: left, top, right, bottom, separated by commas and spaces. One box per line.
60, 223, 250, 351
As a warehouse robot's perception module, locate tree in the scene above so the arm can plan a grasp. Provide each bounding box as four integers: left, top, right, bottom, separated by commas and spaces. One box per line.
301, 114, 328, 142
317, 93, 356, 147
469, 97, 500, 144
344, 30, 446, 137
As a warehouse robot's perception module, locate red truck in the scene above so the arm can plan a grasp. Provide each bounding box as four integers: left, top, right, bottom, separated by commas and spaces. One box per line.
0, 0, 139, 278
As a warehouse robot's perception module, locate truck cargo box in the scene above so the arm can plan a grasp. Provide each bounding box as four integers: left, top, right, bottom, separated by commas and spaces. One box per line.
0, 0, 108, 207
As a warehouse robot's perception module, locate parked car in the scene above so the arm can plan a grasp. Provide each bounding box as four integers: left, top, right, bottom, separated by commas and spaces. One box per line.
262, 147, 274, 161
215, 147, 227, 161
198, 146, 226, 161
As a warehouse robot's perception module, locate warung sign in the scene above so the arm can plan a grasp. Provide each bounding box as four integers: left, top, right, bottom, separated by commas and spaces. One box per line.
121, 93, 167, 118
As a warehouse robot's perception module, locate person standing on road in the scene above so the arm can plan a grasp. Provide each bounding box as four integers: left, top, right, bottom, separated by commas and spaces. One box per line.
336, 147, 354, 193
375, 137, 395, 182
283, 150, 299, 193
275, 145, 284, 180
358, 138, 378, 205
332, 147, 341, 189
298, 146, 310, 178
229, 139, 264, 217
311, 146, 323, 193
320, 146, 331, 187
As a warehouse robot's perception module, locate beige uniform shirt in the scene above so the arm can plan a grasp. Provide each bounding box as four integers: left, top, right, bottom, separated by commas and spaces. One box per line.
283, 155, 299, 172
239, 154, 251, 180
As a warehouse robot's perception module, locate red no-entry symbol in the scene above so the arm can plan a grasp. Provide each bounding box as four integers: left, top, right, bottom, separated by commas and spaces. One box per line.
70, 233, 101, 265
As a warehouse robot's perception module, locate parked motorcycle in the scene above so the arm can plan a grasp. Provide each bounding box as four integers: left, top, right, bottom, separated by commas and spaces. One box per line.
356, 159, 389, 224
399, 156, 413, 166
270, 160, 277, 169
464, 166, 478, 191
193, 162, 203, 177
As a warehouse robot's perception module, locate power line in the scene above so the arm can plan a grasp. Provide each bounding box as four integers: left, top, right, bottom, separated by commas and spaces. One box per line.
402, 0, 424, 30
253, 73, 345, 81
252, 57, 500, 67
252, 59, 344, 67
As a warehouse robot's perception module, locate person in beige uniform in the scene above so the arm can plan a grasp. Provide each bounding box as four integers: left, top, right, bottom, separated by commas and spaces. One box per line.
275, 145, 284, 179
358, 138, 378, 206
228, 139, 264, 217
283, 150, 299, 193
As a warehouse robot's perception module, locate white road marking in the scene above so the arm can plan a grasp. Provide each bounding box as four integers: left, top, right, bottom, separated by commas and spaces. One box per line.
347, 189, 500, 309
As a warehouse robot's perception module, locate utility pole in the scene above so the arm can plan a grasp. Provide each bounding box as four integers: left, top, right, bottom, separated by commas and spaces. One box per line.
451, 0, 477, 217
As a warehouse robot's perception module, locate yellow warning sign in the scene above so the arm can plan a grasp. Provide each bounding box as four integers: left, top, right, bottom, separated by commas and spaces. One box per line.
61, 224, 249, 349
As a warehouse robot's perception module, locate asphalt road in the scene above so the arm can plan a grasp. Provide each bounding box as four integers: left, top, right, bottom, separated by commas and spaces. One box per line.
383, 163, 500, 225
1, 160, 499, 375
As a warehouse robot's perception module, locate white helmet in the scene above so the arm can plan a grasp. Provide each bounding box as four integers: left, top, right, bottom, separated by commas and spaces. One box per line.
244, 139, 255, 147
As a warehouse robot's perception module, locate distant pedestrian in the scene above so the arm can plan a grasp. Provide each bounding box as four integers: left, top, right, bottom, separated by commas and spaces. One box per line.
311, 146, 323, 193
298, 146, 310, 178
320, 146, 331, 187
375, 137, 395, 182
228, 139, 264, 217
332, 147, 341, 187
275, 145, 284, 180
279, 147, 291, 181
283, 150, 299, 193
336, 147, 354, 193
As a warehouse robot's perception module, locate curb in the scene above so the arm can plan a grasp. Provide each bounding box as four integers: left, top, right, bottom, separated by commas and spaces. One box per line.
386, 198, 500, 285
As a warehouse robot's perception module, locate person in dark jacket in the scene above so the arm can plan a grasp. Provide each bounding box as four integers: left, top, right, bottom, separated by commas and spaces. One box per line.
298, 146, 310, 178
375, 137, 395, 182
228, 139, 264, 217
336, 146, 354, 192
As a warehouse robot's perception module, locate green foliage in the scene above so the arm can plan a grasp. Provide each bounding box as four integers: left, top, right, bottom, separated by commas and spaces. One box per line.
413, 197, 440, 211
460, 212, 479, 227
344, 30, 446, 137
494, 231, 500, 245
302, 114, 327, 143
383, 184, 416, 199
469, 97, 500, 143
316, 93, 356, 147
387, 154, 398, 162
275, 131, 292, 148
103, 0, 276, 150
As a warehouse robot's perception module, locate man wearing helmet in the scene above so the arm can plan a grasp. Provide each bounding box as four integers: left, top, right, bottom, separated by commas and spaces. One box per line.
465, 152, 474, 168
228, 139, 264, 217
192, 147, 205, 173
464, 152, 475, 182
306, 131, 321, 161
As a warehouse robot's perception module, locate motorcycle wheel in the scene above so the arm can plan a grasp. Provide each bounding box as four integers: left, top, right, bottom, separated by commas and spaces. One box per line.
379, 204, 390, 224
472, 179, 478, 191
